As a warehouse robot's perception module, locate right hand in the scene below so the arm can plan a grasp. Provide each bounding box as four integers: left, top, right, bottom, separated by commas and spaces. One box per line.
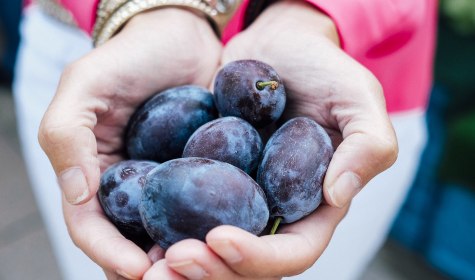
38, 8, 222, 279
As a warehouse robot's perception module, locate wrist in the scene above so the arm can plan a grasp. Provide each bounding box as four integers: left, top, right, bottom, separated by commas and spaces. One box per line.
93, 0, 242, 46
254, 0, 340, 47
124, 7, 212, 35
82, 5, 222, 97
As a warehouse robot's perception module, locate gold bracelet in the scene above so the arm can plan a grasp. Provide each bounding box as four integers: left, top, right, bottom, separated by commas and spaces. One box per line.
92, 0, 129, 42
93, 0, 240, 47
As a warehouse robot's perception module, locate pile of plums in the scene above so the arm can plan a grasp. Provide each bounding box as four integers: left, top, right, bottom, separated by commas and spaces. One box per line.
97, 60, 334, 250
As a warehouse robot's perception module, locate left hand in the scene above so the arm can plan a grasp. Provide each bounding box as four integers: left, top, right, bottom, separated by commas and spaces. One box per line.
143, 1, 397, 279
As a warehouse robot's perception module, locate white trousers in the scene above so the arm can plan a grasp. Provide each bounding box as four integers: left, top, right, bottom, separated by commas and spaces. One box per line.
13, 6, 427, 280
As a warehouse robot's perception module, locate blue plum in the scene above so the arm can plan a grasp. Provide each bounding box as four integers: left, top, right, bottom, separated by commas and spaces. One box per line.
214, 60, 286, 128
182, 116, 263, 174
140, 157, 269, 249
126, 85, 218, 162
98, 160, 159, 248
257, 117, 333, 223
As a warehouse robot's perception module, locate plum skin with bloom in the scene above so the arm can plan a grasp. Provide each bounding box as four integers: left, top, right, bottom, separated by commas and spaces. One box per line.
183, 116, 263, 174
214, 59, 286, 128
139, 157, 269, 249
126, 85, 218, 163
257, 117, 333, 223
98, 160, 159, 247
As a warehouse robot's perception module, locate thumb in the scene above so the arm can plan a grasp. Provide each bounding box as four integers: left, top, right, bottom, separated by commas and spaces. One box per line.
38, 63, 105, 205
324, 108, 398, 208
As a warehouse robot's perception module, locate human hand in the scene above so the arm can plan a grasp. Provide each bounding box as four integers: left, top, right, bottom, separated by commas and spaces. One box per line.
144, 1, 398, 279
38, 8, 222, 279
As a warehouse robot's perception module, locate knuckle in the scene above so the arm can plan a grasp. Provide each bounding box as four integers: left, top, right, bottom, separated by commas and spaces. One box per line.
62, 59, 84, 78
369, 73, 384, 95
38, 123, 63, 150
38, 121, 55, 151
61, 57, 99, 88
357, 67, 386, 104
360, 66, 383, 94
62, 58, 91, 82
374, 135, 399, 169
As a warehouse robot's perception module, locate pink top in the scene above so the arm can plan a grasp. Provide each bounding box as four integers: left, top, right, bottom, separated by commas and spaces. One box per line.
58, 0, 437, 113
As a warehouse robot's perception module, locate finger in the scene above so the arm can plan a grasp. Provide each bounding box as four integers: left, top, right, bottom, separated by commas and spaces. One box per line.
104, 270, 131, 280
143, 259, 187, 280
206, 204, 348, 278
63, 196, 151, 279
38, 62, 108, 205
166, 239, 253, 280
147, 244, 166, 263
323, 87, 398, 207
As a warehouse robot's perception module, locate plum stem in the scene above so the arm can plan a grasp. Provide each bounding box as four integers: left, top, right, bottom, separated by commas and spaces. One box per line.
256, 81, 279, 90
270, 217, 282, 235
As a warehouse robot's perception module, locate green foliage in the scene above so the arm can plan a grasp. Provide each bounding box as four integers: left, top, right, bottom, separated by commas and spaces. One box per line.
439, 111, 475, 191
440, 0, 475, 35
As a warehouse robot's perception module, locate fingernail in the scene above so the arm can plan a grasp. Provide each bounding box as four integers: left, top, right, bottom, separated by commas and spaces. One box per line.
116, 270, 135, 279
208, 240, 242, 264
168, 260, 208, 280
327, 172, 362, 208
147, 245, 164, 263
58, 167, 89, 205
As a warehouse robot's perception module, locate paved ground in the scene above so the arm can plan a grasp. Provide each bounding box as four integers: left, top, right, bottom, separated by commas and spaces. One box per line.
0, 88, 61, 280
0, 86, 448, 280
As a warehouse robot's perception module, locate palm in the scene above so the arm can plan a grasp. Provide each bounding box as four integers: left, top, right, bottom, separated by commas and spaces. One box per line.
89, 15, 223, 172
223, 26, 381, 145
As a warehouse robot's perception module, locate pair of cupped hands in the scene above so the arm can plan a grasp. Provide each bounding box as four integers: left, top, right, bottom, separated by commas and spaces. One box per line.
38, 1, 397, 279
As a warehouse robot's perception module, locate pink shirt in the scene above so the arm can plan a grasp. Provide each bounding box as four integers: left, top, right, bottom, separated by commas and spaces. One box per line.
58, 0, 437, 113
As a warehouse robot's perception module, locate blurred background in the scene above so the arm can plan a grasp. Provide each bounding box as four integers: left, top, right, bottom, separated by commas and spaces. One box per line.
0, 0, 474, 279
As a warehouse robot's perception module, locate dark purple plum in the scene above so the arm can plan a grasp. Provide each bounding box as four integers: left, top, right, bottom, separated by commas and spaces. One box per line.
98, 160, 159, 248
214, 60, 286, 128
182, 116, 263, 174
257, 117, 333, 224
139, 157, 269, 249
126, 85, 218, 162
